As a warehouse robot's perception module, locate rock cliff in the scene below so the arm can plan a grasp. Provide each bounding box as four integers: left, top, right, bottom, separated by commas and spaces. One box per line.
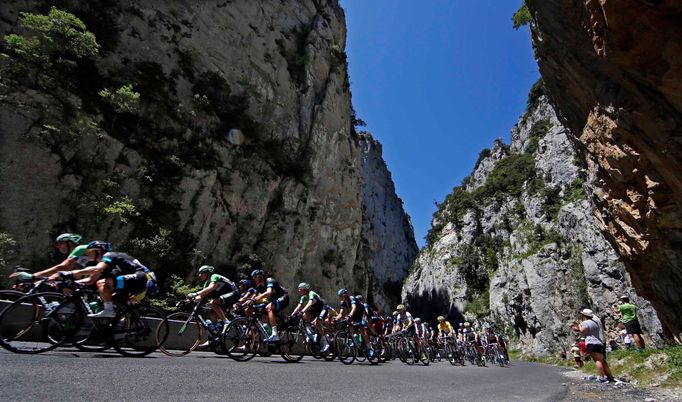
525, 0, 682, 339
403, 91, 663, 355
0, 0, 416, 306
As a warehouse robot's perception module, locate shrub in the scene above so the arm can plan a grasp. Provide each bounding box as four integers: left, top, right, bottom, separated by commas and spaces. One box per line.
3, 7, 99, 75
512, 4, 531, 30
99, 84, 140, 115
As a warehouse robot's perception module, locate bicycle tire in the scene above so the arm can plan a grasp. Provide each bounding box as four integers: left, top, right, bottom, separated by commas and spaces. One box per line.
44, 298, 84, 348
0, 290, 26, 314
321, 332, 336, 361
223, 318, 260, 361
0, 292, 65, 354
280, 325, 305, 363
112, 304, 168, 357
159, 311, 203, 357
335, 330, 355, 365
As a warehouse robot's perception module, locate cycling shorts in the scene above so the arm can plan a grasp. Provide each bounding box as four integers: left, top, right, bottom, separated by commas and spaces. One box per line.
114, 271, 148, 301
218, 291, 240, 308
307, 302, 323, 319
273, 294, 289, 312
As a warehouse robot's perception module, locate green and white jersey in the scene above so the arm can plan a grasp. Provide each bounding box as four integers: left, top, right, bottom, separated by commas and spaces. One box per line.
299, 290, 324, 306
203, 274, 237, 293
67, 245, 90, 268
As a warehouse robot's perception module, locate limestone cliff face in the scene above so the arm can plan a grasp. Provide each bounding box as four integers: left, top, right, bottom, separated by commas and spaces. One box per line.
403, 94, 663, 355
358, 133, 419, 311
0, 0, 416, 305
525, 0, 682, 338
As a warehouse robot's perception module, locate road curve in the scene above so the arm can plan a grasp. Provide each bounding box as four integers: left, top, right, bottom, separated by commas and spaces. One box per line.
0, 349, 568, 401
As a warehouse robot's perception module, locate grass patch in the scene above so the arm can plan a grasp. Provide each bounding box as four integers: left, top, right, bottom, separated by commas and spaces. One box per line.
515, 346, 682, 388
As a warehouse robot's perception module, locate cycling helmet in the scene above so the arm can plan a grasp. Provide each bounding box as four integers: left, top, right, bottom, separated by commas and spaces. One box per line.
464, 322, 470, 327
250, 269, 265, 278
437, 316, 445, 322
298, 282, 311, 290
55, 233, 82, 244
354, 295, 364, 301
392, 310, 399, 317
238, 279, 252, 287
415, 317, 421, 322
337, 288, 348, 296
86, 240, 112, 252
396, 304, 405, 311
198, 265, 214, 274
459, 323, 464, 327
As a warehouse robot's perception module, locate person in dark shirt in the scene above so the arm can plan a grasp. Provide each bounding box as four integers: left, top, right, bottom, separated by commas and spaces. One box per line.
54, 241, 156, 318
249, 268, 289, 342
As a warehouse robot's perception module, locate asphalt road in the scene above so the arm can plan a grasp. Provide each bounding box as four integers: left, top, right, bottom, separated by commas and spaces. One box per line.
0, 348, 569, 401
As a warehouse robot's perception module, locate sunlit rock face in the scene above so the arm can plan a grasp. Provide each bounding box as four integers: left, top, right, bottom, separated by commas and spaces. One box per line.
527, 0, 682, 338
404, 95, 662, 355
0, 0, 416, 306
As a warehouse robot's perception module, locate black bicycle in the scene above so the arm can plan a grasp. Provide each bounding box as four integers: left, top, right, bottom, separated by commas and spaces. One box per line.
0, 280, 169, 356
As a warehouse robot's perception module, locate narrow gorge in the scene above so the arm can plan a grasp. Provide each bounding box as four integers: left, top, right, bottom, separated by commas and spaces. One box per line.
0, 0, 417, 308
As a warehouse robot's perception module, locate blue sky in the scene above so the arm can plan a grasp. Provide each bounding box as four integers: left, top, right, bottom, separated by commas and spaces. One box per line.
341, 1, 539, 248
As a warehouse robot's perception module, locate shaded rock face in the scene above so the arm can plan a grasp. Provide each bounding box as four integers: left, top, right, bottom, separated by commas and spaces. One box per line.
358, 133, 419, 311
0, 1, 416, 306
526, 0, 682, 338
403, 95, 662, 355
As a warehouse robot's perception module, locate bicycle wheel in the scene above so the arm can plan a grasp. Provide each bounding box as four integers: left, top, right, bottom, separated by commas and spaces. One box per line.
44, 298, 86, 348
280, 325, 305, 362
223, 318, 260, 361
335, 330, 355, 365
0, 290, 26, 314
0, 292, 65, 354
418, 343, 430, 366
159, 311, 203, 357
112, 305, 168, 357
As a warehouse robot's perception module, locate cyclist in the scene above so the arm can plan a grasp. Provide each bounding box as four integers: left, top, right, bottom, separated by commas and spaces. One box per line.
188, 265, 238, 329
461, 321, 483, 359
318, 304, 339, 353
250, 268, 289, 342
290, 282, 326, 343
336, 288, 371, 353
437, 316, 454, 340
54, 241, 157, 318
393, 304, 414, 334
12, 233, 90, 281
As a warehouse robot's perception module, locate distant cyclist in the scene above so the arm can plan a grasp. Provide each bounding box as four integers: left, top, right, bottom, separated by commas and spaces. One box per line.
249, 268, 289, 342
187, 265, 238, 329
290, 282, 326, 342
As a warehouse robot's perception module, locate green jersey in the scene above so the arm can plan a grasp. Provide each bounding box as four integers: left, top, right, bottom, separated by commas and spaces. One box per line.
67, 245, 90, 268
299, 290, 324, 306
618, 303, 637, 323
203, 274, 237, 293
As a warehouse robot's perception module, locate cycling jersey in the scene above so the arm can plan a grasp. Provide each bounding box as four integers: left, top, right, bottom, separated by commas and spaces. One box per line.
67, 245, 91, 268
395, 311, 413, 326
255, 277, 288, 300
340, 296, 365, 322
463, 328, 476, 342
203, 274, 237, 294
486, 333, 497, 344
299, 290, 325, 306
100, 252, 149, 278
438, 321, 454, 334
319, 305, 338, 320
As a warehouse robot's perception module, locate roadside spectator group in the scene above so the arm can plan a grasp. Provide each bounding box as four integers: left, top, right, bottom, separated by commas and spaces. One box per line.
568, 294, 646, 383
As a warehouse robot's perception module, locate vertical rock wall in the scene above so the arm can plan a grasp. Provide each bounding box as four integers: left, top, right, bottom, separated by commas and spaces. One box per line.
526, 0, 682, 338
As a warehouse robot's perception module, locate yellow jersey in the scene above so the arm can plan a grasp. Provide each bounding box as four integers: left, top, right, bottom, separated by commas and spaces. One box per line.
438, 321, 453, 333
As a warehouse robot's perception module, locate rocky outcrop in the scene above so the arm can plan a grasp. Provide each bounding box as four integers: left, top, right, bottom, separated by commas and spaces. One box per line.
358, 133, 419, 311
526, 0, 682, 338
403, 94, 663, 355
0, 1, 416, 305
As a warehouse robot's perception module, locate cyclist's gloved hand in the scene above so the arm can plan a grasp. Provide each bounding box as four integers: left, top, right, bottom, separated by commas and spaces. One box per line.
15, 272, 34, 281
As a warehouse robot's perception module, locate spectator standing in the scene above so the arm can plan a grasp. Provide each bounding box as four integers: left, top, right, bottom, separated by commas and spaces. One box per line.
572, 308, 615, 383
612, 295, 645, 350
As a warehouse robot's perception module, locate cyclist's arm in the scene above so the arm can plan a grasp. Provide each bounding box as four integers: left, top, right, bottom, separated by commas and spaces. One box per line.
300, 299, 315, 315
195, 282, 215, 300
70, 263, 105, 285
346, 304, 357, 320
253, 287, 273, 302
32, 258, 77, 278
